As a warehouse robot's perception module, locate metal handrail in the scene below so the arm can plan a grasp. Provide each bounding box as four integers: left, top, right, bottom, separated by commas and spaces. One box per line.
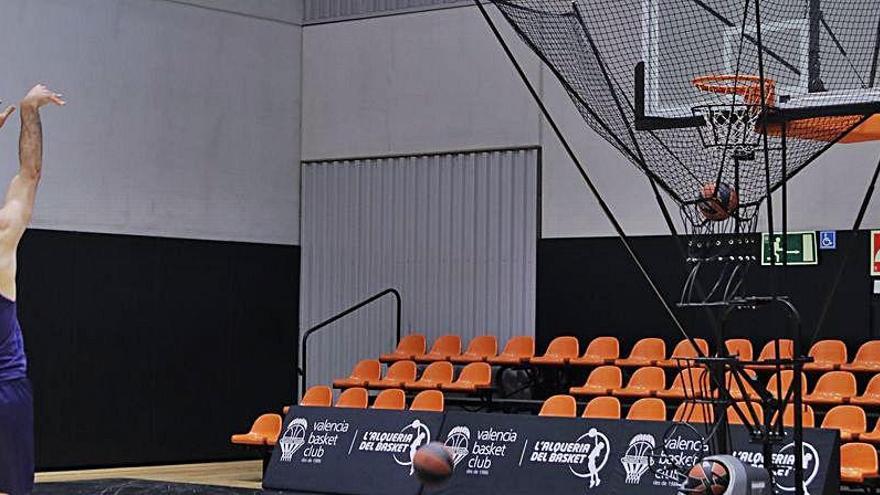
300, 288, 401, 397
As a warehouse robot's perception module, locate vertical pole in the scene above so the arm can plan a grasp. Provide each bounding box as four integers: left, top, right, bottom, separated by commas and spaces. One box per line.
301, 336, 307, 401
782, 126, 788, 274
790, 304, 806, 495
734, 158, 741, 235
394, 289, 402, 345
753, 0, 775, 274
781, 124, 806, 495
870, 14, 880, 87
808, 0, 825, 92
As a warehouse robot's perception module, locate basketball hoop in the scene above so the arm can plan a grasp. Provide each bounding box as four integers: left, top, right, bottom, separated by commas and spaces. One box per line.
691, 75, 777, 160
692, 74, 776, 106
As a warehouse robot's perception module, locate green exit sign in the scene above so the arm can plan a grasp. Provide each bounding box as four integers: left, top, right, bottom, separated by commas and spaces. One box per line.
761, 232, 818, 266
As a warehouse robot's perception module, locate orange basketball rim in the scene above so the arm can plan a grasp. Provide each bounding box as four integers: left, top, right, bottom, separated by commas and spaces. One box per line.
693, 74, 880, 143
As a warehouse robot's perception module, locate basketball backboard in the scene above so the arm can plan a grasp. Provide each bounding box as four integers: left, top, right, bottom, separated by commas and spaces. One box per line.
641, 0, 880, 120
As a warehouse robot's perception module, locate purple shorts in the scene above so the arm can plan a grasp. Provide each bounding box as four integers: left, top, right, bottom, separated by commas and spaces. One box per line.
0, 378, 33, 495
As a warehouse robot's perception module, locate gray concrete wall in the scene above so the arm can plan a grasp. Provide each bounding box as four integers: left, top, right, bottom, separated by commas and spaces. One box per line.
301, 6, 541, 160
301, 2, 880, 238
0, 0, 303, 245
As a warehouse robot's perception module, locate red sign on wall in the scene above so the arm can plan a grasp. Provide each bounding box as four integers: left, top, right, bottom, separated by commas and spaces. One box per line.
872, 231, 880, 276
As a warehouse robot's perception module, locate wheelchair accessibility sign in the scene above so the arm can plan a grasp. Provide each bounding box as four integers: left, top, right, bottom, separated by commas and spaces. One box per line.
819, 231, 836, 250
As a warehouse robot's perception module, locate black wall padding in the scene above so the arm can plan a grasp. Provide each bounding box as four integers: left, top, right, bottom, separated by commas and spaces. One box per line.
538, 232, 874, 354
16, 229, 299, 469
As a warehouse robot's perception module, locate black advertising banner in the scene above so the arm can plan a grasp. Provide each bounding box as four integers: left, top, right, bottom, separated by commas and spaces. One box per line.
262, 407, 444, 494
264, 408, 838, 495
428, 412, 839, 495
426, 412, 622, 495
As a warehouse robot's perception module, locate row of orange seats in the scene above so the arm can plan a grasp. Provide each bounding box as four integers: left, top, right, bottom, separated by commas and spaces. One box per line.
538, 395, 803, 426
297, 386, 445, 412
382, 335, 705, 367
537, 394, 878, 485
231, 387, 446, 447
546, 394, 880, 445
539, 336, 880, 371
571, 366, 880, 406
335, 361, 492, 392
382, 334, 880, 371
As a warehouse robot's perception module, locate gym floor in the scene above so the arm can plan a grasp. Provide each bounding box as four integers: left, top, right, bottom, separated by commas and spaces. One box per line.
34, 461, 264, 490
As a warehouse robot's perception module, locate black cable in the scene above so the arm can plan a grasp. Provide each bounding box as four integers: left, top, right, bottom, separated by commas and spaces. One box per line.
472, 0, 692, 343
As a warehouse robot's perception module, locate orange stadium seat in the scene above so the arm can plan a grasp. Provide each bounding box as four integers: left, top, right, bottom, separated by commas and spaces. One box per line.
487, 336, 535, 366
804, 340, 848, 371
766, 370, 808, 400
821, 405, 867, 442
335, 387, 369, 409
673, 402, 714, 424
657, 367, 709, 399
727, 402, 764, 425
851, 374, 880, 406
530, 336, 579, 366
582, 396, 621, 420
404, 361, 454, 390
842, 341, 880, 373
300, 385, 333, 407
415, 335, 462, 363
615, 338, 666, 367
627, 398, 667, 422
725, 370, 760, 401
569, 366, 622, 396
333, 359, 382, 389
777, 404, 816, 428
803, 371, 856, 405
450, 336, 497, 364
371, 389, 406, 410
410, 390, 445, 412
231, 414, 282, 446
441, 362, 492, 393
367, 361, 417, 389
570, 337, 619, 366
539, 395, 577, 418
725, 339, 754, 361
857, 418, 880, 443
611, 366, 665, 398
657, 339, 709, 368
840, 443, 879, 484
380, 334, 426, 363
750, 339, 794, 370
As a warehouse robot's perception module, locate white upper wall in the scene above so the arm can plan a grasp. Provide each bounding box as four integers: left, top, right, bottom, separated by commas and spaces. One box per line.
301, 6, 541, 160
302, 3, 880, 237
0, 0, 302, 245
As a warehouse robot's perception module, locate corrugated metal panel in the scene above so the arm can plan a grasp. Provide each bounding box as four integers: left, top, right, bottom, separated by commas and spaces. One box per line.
301, 148, 538, 390
303, 0, 471, 24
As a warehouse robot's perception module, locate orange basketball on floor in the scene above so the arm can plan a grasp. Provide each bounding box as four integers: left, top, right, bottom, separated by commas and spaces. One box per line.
680, 459, 730, 495
412, 442, 454, 485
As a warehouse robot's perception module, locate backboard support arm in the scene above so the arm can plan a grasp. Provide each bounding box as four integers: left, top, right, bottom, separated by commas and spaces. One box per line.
870, 14, 880, 87
808, 0, 826, 92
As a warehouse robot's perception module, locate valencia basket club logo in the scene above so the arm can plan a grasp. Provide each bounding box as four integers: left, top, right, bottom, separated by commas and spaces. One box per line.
444, 426, 471, 469
621, 434, 655, 484
279, 418, 308, 462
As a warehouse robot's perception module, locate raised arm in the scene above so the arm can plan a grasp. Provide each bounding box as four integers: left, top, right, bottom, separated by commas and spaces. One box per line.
2, 85, 64, 239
